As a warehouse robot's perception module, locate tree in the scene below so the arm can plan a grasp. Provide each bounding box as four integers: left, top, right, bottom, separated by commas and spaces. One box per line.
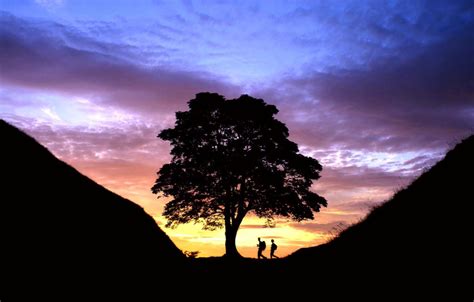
152, 93, 327, 257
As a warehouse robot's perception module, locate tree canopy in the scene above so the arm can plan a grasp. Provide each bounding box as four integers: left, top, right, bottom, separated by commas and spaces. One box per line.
152, 92, 326, 257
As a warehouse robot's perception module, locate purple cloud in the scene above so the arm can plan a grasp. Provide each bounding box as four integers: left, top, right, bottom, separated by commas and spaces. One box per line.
0, 12, 239, 116
253, 16, 474, 155
287, 221, 351, 234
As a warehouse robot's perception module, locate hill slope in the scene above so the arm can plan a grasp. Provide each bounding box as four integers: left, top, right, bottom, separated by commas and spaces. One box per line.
0, 120, 184, 295
182, 135, 473, 298
287, 135, 473, 293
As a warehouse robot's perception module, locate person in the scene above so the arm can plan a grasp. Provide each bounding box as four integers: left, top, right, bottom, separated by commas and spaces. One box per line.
257, 237, 267, 259
270, 239, 279, 259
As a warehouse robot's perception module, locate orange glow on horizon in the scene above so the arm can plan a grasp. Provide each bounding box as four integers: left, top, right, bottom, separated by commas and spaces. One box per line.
57, 152, 392, 258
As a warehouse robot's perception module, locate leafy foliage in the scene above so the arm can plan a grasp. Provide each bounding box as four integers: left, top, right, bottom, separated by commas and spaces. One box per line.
152, 93, 326, 255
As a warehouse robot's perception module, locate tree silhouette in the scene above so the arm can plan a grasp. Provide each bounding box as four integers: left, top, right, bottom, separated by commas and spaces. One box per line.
152, 93, 327, 257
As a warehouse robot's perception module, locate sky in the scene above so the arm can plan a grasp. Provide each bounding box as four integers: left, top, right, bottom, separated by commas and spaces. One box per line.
1, 0, 473, 257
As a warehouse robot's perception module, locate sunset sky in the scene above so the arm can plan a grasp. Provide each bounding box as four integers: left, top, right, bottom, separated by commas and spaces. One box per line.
1, 0, 473, 257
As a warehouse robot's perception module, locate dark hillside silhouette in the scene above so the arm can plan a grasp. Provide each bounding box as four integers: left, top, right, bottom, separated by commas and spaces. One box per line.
286, 135, 473, 295
181, 135, 473, 298
0, 120, 184, 297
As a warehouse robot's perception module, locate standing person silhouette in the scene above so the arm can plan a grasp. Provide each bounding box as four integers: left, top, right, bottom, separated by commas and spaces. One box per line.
257, 237, 267, 259
270, 239, 279, 259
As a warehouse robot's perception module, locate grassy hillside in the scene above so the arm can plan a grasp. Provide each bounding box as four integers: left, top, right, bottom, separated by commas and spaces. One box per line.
287, 135, 473, 294
0, 120, 184, 297
186, 135, 473, 297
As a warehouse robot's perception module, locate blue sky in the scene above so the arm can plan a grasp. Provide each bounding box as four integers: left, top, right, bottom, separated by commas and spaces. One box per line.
5, 0, 472, 85
1, 0, 473, 256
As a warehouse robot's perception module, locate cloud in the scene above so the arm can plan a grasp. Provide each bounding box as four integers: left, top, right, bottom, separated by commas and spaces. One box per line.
35, 0, 64, 10
317, 165, 417, 193
253, 11, 474, 155
288, 221, 350, 234
0, 12, 239, 116
7, 115, 169, 178
240, 224, 268, 229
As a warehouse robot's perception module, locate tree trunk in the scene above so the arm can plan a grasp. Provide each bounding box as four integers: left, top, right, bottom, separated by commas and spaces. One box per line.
224, 226, 241, 258
223, 194, 245, 258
